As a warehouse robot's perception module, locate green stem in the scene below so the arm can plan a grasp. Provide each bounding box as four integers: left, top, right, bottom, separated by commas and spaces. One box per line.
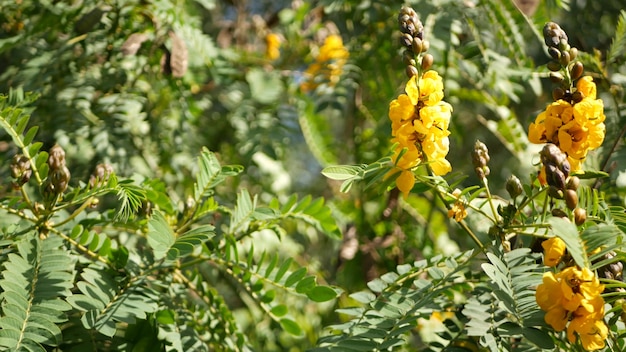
481, 177, 500, 224
53, 197, 94, 228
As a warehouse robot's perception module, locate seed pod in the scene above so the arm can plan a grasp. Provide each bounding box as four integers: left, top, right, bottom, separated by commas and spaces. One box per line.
552, 87, 565, 101
566, 176, 580, 190
574, 207, 587, 225
565, 189, 578, 210
412, 37, 423, 54
505, 175, 523, 198
548, 47, 561, 60
421, 54, 433, 71
406, 65, 418, 78
570, 61, 584, 80
559, 50, 570, 66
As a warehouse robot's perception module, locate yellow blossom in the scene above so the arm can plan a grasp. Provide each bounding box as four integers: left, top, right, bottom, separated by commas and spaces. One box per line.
387, 71, 452, 197
528, 77, 606, 172
265, 33, 281, 60
535, 266, 606, 351
447, 189, 467, 222
301, 34, 349, 92
542, 237, 566, 267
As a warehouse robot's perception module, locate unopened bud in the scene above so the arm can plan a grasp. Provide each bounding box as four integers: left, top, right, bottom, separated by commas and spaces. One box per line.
566, 176, 580, 190
421, 39, 430, 52
559, 50, 570, 66
505, 175, 523, 198
48, 144, 67, 170
551, 208, 568, 218
548, 47, 561, 60
547, 61, 561, 72
412, 37, 423, 54
421, 54, 433, 71
549, 72, 564, 83
570, 61, 583, 80
406, 65, 418, 78
574, 207, 587, 225
89, 163, 114, 188
565, 189, 578, 210
472, 140, 490, 179
572, 90, 584, 103
552, 87, 565, 101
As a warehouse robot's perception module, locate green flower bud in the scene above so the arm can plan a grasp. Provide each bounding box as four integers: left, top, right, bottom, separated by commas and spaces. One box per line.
505, 175, 523, 198
412, 37, 423, 54
569, 47, 578, 60
559, 50, 570, 66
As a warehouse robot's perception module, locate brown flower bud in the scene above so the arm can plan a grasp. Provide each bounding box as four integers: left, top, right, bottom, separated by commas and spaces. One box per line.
574, 207, 587, 225
548, 185, 563, 199
421, 39, 430, 52
48, 144, 67, 170
400, 33, 413, 48
406, 65, 418, 78
547, 60, 561, 72
549, 72, 564, 83
552, 87, 565, 101
566, 176, 580, 190
548, 47, 561, 60
412, 37, 423, 54
565, 189, 578, 210
570, 61, 583, 80
421, 54, 433, 71
89, 163, 114, 188
569, 47, 578, 60
472, 140, 490, 179
572, 90, 584, 103
551, 208, 568, 218
11, 154, 32, 186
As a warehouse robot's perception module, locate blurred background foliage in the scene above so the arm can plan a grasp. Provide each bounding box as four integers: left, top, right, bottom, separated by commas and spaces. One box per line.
1, 0, 626, 350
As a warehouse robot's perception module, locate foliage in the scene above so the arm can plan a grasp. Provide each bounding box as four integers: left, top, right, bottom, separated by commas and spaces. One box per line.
1, 0, 626, 351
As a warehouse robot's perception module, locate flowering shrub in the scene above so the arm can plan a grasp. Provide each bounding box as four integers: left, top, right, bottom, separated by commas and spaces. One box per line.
1, 1, 626, 351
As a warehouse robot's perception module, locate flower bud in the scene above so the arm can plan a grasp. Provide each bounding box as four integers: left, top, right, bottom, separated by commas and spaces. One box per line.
549, 72, 564, 83
400, 33, 413, 48
572, 90, 584, 103
412, 37, 423, 54
565, 189, 578, 210
551, 208, 568, 218
505, 175, 523, 198
552, 87, 565, 101
548, 185, 563, 199
548, 47, 561, 60
472, 140, 490, 179
421, 39, 430, 52
566, 176, 580, 190
558, 50, 570, 66
547, 60, 561, 72
89, 163, 114, 188
48, 144, 67, 170
569, 47, 578, 60
574, 207, 587, 225
402, 50, 414, 66
570, 61, 583, 80
421, 54, 433, 71
10, 154, 32, 186
406, 65, 418, 78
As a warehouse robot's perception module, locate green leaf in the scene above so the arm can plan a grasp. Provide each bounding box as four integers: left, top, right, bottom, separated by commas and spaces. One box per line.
284, 267, 307, 287
246, 68, 284, 104
607, 10, 626, 64
147, 210, 176, 260
548, 217, 588, 268
279, 318, 302, 336
321, 165, 364, 181
522, 327, 554, 349
270, 304, 288, 317
306, 286, 338, 302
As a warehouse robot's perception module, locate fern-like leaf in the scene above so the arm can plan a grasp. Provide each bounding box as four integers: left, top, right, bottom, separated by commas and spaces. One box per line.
607, 10, 626, 64
0, 235, 75, 351
193, 147, 243, 202
114, 179, 147, 222
276, 194, 342, 239
148, 210, 214, 261
66, 265, 159, 337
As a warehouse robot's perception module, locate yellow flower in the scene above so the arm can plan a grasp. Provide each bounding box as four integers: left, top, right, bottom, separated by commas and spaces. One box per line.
447, 189, 467, 222
386, 71, 452, 197
265, 33, 281, 60
528, 77, 606, 172
301, 34, 349, 92
542, 237, 566, 267
535, 266, 606, 350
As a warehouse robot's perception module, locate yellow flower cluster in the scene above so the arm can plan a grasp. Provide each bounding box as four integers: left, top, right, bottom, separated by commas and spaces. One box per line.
265, 33, 281, 60
447, 189, 467, 222
536, 267, 607, 351
387, 71, 453, 197
300, 34, 349, 92
528, 77, 606, 171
